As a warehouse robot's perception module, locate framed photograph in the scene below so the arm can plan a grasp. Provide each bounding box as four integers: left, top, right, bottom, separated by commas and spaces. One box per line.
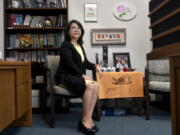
84, 3, 98, 22
91, 28, 126, 45
113, 53, 131, 69
12, 0, 20, 8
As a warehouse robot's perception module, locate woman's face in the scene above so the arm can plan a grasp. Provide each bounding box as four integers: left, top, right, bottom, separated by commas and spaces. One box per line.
69, 23, 82, 41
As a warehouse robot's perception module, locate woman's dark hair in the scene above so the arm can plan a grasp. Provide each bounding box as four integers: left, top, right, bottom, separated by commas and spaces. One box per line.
65, 20, 84, 45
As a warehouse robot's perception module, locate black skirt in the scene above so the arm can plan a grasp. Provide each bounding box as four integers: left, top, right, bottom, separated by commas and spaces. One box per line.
56, 73, 86, 97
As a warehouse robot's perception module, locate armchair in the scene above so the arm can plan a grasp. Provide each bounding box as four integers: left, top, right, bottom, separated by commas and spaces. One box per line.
145, 59, 170, 120
43, 55, 100, 128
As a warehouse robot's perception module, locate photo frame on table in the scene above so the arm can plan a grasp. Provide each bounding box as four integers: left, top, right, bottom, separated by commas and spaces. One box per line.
84, 3, 98, 22
113, 52, 131, 69
91, 28, 126, 45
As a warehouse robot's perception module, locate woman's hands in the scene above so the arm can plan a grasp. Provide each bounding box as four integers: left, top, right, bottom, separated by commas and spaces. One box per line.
95, 64, 102, 75
82, 74, 93, 80
82, 64, 102, 80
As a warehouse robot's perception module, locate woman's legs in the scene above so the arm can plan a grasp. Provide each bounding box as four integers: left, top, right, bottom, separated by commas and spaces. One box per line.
88, 82, 99, 126
82, 82, 99, 128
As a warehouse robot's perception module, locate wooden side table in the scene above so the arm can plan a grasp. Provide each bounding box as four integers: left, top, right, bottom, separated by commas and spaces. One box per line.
94, 72, 144, 120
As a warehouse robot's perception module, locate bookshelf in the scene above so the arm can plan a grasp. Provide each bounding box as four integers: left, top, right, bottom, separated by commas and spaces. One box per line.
4, 0, 68, 110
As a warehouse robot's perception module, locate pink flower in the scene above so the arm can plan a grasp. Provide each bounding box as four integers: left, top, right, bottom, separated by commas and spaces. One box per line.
117, 5, 126, 13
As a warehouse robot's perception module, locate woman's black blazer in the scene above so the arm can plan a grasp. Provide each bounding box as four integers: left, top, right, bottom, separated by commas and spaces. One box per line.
55, 41, 95, 85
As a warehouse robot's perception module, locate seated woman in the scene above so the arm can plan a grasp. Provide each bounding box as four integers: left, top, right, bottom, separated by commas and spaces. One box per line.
55, 20, 101, 134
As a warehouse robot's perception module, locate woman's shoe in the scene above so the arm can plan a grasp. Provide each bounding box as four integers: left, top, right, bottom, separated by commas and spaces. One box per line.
77, 120, 96, 134
92, 125, 99, 132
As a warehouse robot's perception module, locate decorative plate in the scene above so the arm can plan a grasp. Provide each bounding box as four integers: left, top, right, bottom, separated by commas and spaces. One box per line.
113, 1, 137, 21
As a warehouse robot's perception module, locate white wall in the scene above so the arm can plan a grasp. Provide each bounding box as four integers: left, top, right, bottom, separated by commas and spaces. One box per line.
0, 0, 152, 71
0, 0, 4, 59
69, 0, 152, 72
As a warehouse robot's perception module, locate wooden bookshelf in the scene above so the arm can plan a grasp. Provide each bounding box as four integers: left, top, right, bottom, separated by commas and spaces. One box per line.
148, 1, 180, 135
4, 0, 68, 110
148, 0, 179, 49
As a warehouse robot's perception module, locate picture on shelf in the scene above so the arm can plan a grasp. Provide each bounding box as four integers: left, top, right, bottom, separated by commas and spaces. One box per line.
84, 3, 98, 22
44, 17, 53, 27
11, 0, 20, 8
19, 34, 32, 48
91, 28, 126, 45
49, 0, 57, 8
113, 53, 131, 71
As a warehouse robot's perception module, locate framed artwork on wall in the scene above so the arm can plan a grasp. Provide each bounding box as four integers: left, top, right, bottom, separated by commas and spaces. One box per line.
91, 28, 126, 45
84, 3, 98, 22
113, 52, 131, 70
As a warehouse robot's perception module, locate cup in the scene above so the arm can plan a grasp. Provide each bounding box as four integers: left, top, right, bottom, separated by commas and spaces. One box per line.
123, 67, 129, 72
107, 67, 111, 72
101, 67, 107, 72
111, 67, 116, 72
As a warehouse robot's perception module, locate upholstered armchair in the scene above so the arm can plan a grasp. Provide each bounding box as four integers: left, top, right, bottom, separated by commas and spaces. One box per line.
43, 55, 100, 128
145, 59, 170, 120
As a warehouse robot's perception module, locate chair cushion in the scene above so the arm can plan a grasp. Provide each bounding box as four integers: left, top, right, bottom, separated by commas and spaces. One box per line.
54, 85, 75, 96
149, 81, 170, 92
148, 59, 169, 75
149, 74, 170, 82
47, 85, 75, 96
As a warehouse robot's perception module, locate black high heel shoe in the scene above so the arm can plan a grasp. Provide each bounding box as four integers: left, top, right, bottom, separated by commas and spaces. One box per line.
92, 125, 99, 132
77, 120, 96, 134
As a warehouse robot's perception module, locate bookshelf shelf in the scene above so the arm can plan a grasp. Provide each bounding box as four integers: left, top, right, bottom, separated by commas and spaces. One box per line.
32, 82, 47, 86
6, 47, 61, 51
31, 61, 45, 65
5, 8, 67, 11
7, 27, 66, 30
5, 8, 67, 14
6, 27, 66, 33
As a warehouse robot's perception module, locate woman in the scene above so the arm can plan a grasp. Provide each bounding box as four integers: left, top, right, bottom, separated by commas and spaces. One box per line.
55, 20, 101, 134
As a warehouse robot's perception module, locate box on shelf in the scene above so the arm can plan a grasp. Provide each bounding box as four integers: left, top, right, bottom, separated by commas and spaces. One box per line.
35, 75, 44, 83
32, 89, 40, 108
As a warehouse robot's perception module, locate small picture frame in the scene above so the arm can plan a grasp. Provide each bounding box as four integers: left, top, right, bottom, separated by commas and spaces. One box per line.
50, 2, 56, 8
44, 17, 53, 27
11, 0, 20, 8
91, 28, 126, 45
84, 3, 98, 22
113, 53, 131, 70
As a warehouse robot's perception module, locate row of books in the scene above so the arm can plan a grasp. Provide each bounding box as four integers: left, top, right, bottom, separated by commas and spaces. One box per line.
8, 14, 66, 27
7, 51, 60, 62
8, 0, 67, 8
9, 32, 65, 48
